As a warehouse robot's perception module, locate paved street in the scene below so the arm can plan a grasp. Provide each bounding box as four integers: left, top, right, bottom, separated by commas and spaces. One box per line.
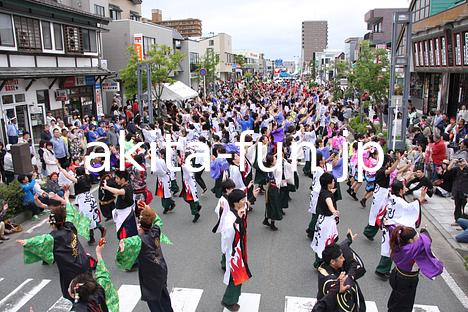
0, 171, 467, 312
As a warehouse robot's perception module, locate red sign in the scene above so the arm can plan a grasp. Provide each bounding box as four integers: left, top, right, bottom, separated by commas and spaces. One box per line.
63, 77, 75, 88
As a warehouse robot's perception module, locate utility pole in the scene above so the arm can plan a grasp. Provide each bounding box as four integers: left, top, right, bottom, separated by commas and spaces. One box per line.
388, 11, 412, 150
137, 63, 154, 123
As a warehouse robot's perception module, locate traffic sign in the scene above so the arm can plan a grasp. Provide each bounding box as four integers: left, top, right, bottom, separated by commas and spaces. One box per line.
200, 68, 207, 76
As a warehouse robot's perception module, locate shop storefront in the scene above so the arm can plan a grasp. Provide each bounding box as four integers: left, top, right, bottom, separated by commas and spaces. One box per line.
62, 76, 98, 119
411, 11, 468, 117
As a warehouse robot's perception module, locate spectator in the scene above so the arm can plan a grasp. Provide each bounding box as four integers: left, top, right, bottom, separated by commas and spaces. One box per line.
46, 112, 56, 125
451, 138, 468, 161
43, 141, 59, 176
433, 159, 454, 197
454, 118, 468, 143
431, 133, 446, 181
18, 173, 42, 220
448, 158, 468, 225
3, 144, 14, 184
0, 201, 10, 243
45, 172, 64, 197
457, 105, 468, 122
41, 124, 52, 141
51, 128, 68, 167
7, 118, 19, 144
406, 165, 434, 202
0, 142, 6, 183
454, 218, 468, 243
412, 127, 428, 150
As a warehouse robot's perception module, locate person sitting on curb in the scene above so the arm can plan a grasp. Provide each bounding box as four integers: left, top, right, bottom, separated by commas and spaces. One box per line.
0, 201, 11, 243
454, 218, 468, 243
405, 164, 434, 203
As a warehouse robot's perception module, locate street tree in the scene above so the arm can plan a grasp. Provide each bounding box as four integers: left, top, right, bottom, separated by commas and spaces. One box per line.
348, 40, 390, 127
120, 44, 185, 116
197, 49, 219, 94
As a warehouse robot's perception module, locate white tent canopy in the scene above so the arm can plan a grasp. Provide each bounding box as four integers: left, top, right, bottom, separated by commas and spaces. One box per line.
159, 81, 198, 101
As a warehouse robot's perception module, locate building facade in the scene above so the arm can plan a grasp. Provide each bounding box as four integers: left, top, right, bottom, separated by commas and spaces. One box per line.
101, 20, 195, 108
198, 33, 234, 81
150, 9, 202, 38
108, 0, 142, 21
301, 21, 328, 64
409, 0, 468, 116
0, 0, 110, 144
364, 8, 406, 48
344, 37, 362, 64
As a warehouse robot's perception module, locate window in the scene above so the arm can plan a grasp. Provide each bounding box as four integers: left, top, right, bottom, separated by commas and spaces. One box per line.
413, 0, 430, 22
373, 22, 382, 33
441, 37, 447, 66
41, 21, 52, 50
464, 33, 468, 66
14, 16, 42, 51
143, 36, 155, 55
37, 90, 50, 111
94, 4, 105, 17
209, 39, 214, 46
64, 26, 82, 53
82, 29, 97, 53
15, 94, 25, 102
130, 11, 140, 21
109, 6, 121, 20
0, 13, 15, 47
2, 95, 13, 104
53, 24, 63, 50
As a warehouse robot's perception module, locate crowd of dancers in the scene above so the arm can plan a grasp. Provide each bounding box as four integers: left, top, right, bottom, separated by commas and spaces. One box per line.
12, 79, 446, 312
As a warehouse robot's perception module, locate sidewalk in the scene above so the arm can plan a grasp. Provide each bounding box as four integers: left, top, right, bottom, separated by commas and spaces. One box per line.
423, 195, 468, 259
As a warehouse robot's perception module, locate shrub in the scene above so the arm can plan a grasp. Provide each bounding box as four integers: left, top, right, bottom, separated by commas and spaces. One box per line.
0, 181, 25, 218
348, 114, 370, 136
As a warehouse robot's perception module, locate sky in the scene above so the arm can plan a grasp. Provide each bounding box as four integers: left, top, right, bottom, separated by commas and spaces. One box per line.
142, 0, 410, 61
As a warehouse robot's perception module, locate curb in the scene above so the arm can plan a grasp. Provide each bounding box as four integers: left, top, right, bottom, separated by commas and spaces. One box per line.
422, 203, 468, 260
10, 210, 32, 225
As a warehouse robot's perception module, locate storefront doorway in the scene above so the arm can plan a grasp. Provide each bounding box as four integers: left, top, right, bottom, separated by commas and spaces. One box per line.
1, 104, 31, 142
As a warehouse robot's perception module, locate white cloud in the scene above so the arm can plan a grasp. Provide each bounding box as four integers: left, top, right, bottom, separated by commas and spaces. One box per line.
142, 0, 409, 60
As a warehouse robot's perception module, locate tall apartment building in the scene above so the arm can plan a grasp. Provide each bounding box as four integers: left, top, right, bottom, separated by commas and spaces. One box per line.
150, 9, 202, 38
364, 8, 406, 47
301, 21, 328, 64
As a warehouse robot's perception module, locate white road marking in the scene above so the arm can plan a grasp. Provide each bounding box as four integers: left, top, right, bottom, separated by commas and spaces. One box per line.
117, 285, 141, 312
223, 293, 261, 312
413, 304, 441, 311
0, 277, 4, 283
365, 301, 379, 312
47, 297, 72, 312
0, 278, 50, 312
284, 296, 316, 312
170, 287, 203, 312
441, 269, 468, 309
26, 218, 49, 233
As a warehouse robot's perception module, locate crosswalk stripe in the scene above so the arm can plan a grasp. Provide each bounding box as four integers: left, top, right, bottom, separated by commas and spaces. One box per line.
0, 278, 50, 312
118, 285, 141, 312
413, 305, 441, 312
284, 296, 316, 311
365, 301, 378, 312
170, 288, 203, 312
47, 297, 72, 312
223, 293, 261, 312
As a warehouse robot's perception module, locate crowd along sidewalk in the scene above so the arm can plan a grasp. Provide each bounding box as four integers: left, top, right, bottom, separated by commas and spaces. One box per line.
422, 195, 468, 259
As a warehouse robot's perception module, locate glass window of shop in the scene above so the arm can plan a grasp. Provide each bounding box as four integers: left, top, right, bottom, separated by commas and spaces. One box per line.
67, 86, 95, 118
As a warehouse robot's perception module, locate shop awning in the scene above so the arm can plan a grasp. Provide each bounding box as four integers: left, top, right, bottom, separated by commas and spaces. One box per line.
160, 81, 198, 101
0, 67, 113, 79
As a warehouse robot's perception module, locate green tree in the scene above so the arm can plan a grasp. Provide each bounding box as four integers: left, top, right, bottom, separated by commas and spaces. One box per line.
348, 40, 390, 127
196, 49, 219, 94
120, 44, 185, 116
234, 54, 246, 68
